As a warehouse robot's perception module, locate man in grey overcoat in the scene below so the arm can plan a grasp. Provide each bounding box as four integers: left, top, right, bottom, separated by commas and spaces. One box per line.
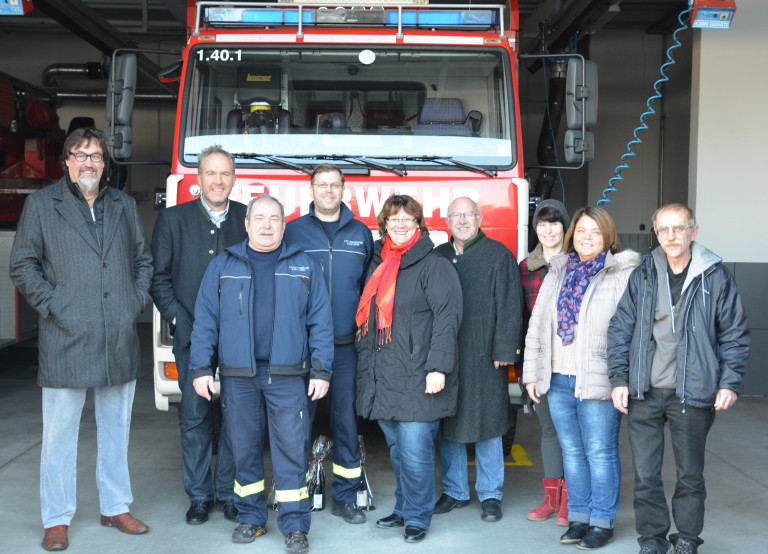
10, 128, 153, 551
433, 196, 523, 523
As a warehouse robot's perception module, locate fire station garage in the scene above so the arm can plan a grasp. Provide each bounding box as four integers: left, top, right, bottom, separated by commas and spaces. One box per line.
1, 1, 766, 552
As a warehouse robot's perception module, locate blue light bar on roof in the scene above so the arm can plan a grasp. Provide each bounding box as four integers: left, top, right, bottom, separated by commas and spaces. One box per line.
387, 10, 498, 27
202, 7, 497, 29
204, 7, 316, 25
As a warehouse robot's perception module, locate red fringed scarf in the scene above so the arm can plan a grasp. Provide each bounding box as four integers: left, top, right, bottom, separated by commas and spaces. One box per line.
355, 231, 421, 344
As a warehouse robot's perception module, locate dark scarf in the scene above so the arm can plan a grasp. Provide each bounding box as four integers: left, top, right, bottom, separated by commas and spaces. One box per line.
556, 250, 608, 345
451, 229, 486, 255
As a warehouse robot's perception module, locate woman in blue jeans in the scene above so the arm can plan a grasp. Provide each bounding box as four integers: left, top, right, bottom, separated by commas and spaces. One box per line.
522, 206, 640, 550
355, 195, 462, 544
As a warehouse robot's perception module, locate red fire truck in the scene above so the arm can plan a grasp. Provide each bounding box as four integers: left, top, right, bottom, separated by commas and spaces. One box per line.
148, 0, 532, 411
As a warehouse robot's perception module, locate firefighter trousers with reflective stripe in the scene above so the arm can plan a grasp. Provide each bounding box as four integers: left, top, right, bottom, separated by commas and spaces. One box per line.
308, 343, 362, 505
221, 371, 311, 535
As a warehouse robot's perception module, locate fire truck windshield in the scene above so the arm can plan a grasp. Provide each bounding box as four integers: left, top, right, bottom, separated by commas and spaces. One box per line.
180, 46, 516, 170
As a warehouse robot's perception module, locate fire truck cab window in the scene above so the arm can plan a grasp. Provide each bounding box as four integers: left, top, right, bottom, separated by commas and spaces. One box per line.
181, 47, 515, 168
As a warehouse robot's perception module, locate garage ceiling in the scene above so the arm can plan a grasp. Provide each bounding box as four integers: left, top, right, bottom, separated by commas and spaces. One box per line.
1, 1, 692, 40
0, 0, 691, 90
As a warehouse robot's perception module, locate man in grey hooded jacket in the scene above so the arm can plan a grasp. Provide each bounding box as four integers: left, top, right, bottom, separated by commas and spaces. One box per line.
608, 203, 750, 554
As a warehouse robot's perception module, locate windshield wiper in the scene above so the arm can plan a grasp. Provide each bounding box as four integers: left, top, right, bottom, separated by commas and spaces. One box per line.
307, 155, 405, 177
347, 156, 405, 177
399, 156, 497, 178
231, 153, 312, 175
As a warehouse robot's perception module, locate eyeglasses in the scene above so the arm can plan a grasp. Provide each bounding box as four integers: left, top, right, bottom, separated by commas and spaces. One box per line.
386, 217, 417, 226
312, 183, 343, 191
447, 212, 479, 220
69, 151, 104, 163
251, 215, 282, 224
655, 225, 692, 236
574, 229, 602, 238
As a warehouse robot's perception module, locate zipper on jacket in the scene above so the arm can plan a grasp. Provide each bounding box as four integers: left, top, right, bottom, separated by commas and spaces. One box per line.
575, 262, 605, 401
638, 272, 649, 398
267, 258, 282, 385
239, 282, 244, 315
229, 248, 261, 380
328, 245, 334, 303
311, 215, 336, 304
666, 274, 676, 335
678, 268, 710, 413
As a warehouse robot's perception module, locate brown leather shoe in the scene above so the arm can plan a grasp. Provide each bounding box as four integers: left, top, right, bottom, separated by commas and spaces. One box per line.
100, 513, 149, 535
42, 525, 68, 551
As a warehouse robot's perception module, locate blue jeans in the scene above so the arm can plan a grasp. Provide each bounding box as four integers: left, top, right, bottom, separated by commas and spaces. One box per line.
628, 387, 715, 552
175, 341, 235, 502
41, 381, 136, 528
378, 419, 440, 531
438, 437, 504, 502
547, 373, 622, 529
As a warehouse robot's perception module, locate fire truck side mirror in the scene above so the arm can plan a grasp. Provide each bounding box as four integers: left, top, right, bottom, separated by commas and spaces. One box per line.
565, 58, 598, 130
106, 53, 137, 126
564, 130, 595, 163
105, 125, 133, 159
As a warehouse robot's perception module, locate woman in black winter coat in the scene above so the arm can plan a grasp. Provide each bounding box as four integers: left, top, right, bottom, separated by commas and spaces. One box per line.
355, 195, 462, 544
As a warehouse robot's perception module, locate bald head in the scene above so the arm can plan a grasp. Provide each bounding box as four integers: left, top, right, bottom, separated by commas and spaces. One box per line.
446, 196, 482, 251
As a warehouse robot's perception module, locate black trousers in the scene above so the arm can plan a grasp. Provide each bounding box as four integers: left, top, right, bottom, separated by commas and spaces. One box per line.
627, 387, 715, 551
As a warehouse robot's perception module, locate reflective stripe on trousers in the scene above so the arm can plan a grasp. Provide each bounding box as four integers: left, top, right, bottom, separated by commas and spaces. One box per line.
234, 479, 265, 497
275, 486, 309, 503
332, 463, 362, 479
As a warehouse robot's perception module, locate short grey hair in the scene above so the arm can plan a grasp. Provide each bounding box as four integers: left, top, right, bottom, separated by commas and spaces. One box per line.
246, 194, 284, 219
446, 196, 482, 222
198, 145, 235, 176
652, 203, 696, 229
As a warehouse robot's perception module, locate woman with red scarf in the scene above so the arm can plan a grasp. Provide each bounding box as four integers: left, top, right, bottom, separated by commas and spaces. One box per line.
355, 195, 462, 544
522, 206, 640, 551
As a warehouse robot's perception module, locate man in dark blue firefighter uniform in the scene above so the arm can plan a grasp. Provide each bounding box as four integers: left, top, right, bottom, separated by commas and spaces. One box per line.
284, 163, 373, 524
190, 194, 334, 553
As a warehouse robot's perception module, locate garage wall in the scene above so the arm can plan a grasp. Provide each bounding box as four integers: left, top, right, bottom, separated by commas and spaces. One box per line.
518, 6, 765, 394
690, 0, 768, 394
691, 0, 768, 263
588, 29, 692, 240
2, 31, 178, 322
1, 31, 177, 237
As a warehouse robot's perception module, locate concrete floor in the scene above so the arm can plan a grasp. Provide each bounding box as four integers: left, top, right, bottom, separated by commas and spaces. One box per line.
1, 324, 766, 554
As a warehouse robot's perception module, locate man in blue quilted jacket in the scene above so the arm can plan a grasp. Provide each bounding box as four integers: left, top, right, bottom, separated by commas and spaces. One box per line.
284, 163, 373, 525
190, 194, 334, 554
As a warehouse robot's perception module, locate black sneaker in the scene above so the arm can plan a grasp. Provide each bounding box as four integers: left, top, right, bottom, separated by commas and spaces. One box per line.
285, 530, 309, 553
576, 526, 614, 551
331, 501, 366, 524
481, 498, 502, 522
216, 498, 238, 522
404, 525, 427, 543
186, 500, 214, 525
433, 493, 469, 514
560, 522, 589, 544
232, 523, 266, 544
376, 513, 405, 529
673, 538, 698, 554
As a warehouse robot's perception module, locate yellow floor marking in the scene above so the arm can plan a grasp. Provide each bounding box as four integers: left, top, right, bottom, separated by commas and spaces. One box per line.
466, 444, 532, 467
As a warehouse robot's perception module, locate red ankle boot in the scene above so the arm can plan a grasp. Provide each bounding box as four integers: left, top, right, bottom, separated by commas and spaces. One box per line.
527, 478, 561, 521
